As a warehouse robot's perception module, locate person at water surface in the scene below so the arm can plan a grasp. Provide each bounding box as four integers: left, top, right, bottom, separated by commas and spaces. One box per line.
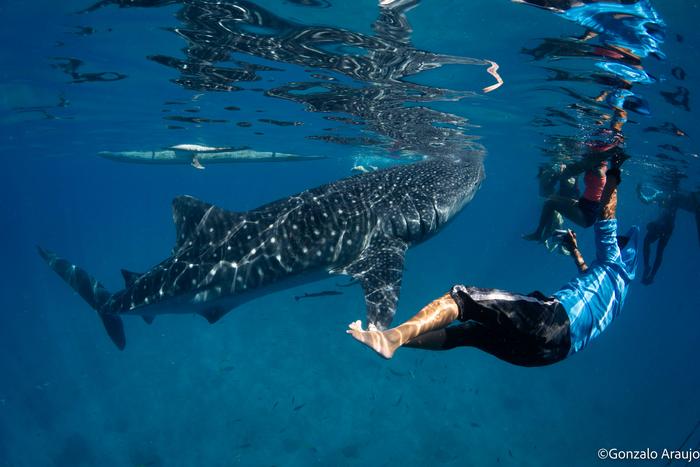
638, 183, 700, 285
523, 143, 625, 242
348, 168, 639, 364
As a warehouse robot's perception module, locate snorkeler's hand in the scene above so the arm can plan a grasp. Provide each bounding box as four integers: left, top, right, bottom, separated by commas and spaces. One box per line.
561, 229, 578, 254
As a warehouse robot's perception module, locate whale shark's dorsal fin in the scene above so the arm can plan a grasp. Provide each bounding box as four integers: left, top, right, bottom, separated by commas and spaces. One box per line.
333, 232, 407, 330
171, 196, 242, 252
120, 269, 142, 288
172, 196, 215, 249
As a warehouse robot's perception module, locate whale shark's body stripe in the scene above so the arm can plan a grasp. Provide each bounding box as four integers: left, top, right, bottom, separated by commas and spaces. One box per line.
40, 155, 484, 349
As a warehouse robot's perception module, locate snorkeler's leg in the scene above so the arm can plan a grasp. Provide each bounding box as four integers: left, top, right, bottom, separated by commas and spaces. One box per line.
642, 226, 658, 283
646, 234, 671, 285
404, 322, 493, 350
347, 293, 459, 359
524, 196, 579, 241
407, 289, 571, 367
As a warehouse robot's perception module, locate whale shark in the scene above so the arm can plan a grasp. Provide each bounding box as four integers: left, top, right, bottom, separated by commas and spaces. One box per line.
39, 154, 483, 349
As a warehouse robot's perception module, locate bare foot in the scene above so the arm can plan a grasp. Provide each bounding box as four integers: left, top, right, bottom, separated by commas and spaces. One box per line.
346, 320, 399, 359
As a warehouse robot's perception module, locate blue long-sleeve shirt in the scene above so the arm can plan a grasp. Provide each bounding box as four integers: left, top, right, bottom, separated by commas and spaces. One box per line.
552, 219, 639, 355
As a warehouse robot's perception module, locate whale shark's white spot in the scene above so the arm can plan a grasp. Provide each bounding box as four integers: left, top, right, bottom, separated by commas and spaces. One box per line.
250, 248, 256, 255
270, 237, 276, 243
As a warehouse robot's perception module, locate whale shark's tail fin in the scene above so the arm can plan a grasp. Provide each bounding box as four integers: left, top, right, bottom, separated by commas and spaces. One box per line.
37, 246, 126, 350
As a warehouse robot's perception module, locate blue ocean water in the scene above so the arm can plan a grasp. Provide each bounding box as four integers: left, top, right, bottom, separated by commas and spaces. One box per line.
1, 0, 699, 466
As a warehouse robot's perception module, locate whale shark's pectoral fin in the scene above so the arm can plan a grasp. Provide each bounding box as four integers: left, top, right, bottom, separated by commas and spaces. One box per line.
334, 234, 407, 329
142, 315, 155, 325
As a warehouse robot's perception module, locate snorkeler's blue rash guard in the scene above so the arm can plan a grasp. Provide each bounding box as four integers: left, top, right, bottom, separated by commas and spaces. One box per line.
552, 219, 640, 355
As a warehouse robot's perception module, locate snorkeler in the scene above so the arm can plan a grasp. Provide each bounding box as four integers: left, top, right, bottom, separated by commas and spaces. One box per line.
523, 143, 623, 242
348, 168, 639, 364
639, 183, 700, 285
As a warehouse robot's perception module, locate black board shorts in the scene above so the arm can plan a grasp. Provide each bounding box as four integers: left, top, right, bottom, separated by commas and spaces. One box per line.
448, 285, 572, 367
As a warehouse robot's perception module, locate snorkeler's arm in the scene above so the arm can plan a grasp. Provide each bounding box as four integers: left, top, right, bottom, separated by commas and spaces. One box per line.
571, 248, 588, 273
600, 168, 620, 220
563, 230, 588, 273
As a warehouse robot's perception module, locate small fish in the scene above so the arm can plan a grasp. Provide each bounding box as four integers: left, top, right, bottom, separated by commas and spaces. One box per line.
293, 404, 306, 411
258, 118, 303, 127
393, 394, 403, 407
293, 291, 343, 301
219, 365, 235, 372
272, 401, 278, 409
470, 422, 481, 428
509, 449, 513, 458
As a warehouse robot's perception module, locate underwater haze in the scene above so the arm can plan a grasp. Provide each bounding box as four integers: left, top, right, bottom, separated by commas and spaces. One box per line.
1, 0, 699, 466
